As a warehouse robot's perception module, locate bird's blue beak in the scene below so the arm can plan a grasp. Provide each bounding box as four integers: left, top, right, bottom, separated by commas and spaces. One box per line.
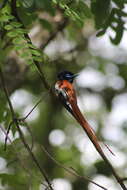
72, 73, 79, 78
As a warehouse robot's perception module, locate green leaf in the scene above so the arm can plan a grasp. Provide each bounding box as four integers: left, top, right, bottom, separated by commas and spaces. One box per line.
12, 37, 24, 44
20, 51, 31, 58
64, 6, 83, 26
110, 27, 123, 45
28, 43, 37, 49
32, 56, 42, 62
117, 10, 127, 17
74, 1, 93, 19
110, 18, 124, 45
21, 0, 34, 8
1, 4, 11, 14
6, 28, 26, 39
0, 15, 14, 22
13, 45, 25, 50
7, 31, 18, 37
112, 0, 124, 9
52, 1, 84, 27
52, 0, 57, 4
91, 0, 111, 29
10, 21, 23, 28
27, 59, 33, 65
31, 49, 41, 56
96, 29, 106, 37
36, 0, 55, 15
4, 24, 13, 30
17, 6, 37, 26
15, 28, 27, 35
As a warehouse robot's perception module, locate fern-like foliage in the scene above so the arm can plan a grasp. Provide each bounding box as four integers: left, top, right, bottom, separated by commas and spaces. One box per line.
0, 3, 44, 66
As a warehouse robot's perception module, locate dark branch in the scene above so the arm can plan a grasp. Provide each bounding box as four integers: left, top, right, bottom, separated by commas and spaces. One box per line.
40, 18, 69, 50
0, 66, 54, 190
40, 145, 108, 190
11, 0, 50, 91
0, 124, 50, 189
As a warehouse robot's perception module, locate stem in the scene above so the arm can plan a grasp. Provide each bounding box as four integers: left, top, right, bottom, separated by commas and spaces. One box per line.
0, 67, 54, 190
40, 145, 108, 190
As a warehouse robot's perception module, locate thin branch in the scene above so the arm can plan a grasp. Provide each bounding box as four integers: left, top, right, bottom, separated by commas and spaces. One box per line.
11, 0, 50, 91
40, 145, 108, 190
0, 69, 15, 118
0, 66, 54, 190
14, 119, 53, 190
18, 91, 50, 121
40, 18, 69, 50
0, 124, 50, 189
17, 93, 50, 151
4, 120, 14, 150
18, 97, 43, 121
122, 178, 127, 182
39, 0, 73, 50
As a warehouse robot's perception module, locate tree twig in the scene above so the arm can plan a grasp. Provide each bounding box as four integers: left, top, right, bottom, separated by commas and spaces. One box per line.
0, 67, 54, 190
11, 0, 50, 91
40, 145, 108, 190
0, 124, 50, 189
4, 120, 14, 150
40, 18, 69, 50
18, 97, 43, 121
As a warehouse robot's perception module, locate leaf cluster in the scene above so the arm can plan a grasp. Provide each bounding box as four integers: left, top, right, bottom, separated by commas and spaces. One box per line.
0, 3, 44, 66
92, 0, 127, 44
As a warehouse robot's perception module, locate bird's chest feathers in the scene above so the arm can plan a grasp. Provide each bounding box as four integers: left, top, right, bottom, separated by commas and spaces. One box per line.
55, 80, 75, 101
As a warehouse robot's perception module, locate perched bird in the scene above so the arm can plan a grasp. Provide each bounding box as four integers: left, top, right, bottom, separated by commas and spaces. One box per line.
55, 70, 115, 163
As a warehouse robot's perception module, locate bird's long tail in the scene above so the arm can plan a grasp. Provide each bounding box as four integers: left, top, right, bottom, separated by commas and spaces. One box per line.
69, 99, 114, 161
68, 100, 126, 188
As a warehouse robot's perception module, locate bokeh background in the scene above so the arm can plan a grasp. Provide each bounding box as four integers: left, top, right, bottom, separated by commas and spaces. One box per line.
0, 0, 127, 189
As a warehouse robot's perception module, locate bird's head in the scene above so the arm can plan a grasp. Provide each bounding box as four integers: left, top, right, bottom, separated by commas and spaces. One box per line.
57, 70, 78, 83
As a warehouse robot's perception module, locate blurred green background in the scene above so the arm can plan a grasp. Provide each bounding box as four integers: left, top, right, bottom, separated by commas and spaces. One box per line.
0, 0, 127, 189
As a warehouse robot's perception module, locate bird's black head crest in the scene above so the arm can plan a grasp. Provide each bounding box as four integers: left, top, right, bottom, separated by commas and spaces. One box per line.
57, 70, 78, 83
